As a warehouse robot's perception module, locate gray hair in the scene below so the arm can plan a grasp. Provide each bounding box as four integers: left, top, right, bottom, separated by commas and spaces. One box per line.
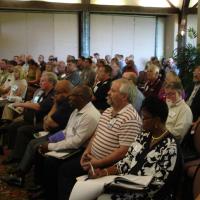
147, 64, 160, 74
42, 72, 57, 86
113, 78, 137, 104
165, 82, 183, 95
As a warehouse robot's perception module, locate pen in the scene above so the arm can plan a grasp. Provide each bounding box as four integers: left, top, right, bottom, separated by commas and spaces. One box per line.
89, 162, 95, 175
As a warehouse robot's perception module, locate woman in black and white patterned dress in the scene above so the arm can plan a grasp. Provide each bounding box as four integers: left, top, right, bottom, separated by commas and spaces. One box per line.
89, 96, 182, 200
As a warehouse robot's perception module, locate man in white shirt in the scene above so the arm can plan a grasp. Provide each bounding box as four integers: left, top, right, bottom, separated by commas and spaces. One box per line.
35, 85, 101, 200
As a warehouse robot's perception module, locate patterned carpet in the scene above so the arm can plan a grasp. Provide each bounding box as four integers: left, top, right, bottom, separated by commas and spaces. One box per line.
0, 147, 28, 200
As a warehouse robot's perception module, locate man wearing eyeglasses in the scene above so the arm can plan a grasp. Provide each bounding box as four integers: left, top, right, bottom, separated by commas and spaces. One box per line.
187, 66, 200, 122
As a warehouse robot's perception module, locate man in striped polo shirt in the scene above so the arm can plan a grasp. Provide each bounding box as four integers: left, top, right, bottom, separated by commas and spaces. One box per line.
81, 78, 142, 170
57, 78, 142, 200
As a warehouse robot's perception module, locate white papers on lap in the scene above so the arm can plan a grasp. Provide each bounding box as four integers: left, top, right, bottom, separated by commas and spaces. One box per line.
45, 151, 69, 159
69, 175, 117, 200
34, 131, 49, 138
8, 103, 24, 114
69, 174, 153, 200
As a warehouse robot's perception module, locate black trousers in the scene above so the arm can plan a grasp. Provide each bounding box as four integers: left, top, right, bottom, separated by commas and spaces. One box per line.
18, 135, 49, 173
9, 121, 43, 160
6, 119, 29, 149
37, 150, 85, 200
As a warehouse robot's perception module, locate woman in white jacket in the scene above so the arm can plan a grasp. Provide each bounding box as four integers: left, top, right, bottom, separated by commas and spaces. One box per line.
1, 66, 27, 121
165, 81, 193, 143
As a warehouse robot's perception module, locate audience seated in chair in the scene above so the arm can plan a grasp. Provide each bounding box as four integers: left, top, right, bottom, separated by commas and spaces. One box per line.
33, 85, 101, 200
1, 72, 56, 164
165, 82, 193, 143
110, 58, 122, 81
1, 66, 27, 122
142, 64, 163, 98
25, 59, 41, 101
1, 80, 75, 187
85, 96, 182, 200
79, 57, 96, 88
65, 59, 81, 86
122, 72, 145, 112
0, 59, 9, 88
49, 78, 142, 200
186, 66, 200, 122
158, 71, 184, 101
92, 64, 112, 112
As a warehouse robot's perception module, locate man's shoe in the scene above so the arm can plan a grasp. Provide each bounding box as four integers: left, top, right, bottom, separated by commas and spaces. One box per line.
1, 174, 24, 187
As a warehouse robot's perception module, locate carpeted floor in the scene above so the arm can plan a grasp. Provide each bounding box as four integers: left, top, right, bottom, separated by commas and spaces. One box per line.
0, 147, 28, 200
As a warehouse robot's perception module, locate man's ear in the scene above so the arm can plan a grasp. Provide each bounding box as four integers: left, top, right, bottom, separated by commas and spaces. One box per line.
122, 93, 129, 102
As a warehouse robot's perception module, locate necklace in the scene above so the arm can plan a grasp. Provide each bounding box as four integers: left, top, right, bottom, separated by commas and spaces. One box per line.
152, 130, 168, 142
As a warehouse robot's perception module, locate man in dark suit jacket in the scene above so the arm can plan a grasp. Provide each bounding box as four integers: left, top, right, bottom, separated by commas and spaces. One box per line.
187, 66, 200, 122
92, 64, 112, 112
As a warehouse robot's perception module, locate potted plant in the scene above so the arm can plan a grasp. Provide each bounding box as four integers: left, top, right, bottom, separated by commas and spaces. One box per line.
173, 27, 200, 94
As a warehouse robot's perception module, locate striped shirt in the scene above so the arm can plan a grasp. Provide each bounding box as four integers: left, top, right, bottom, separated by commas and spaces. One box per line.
91, 104, 142, 159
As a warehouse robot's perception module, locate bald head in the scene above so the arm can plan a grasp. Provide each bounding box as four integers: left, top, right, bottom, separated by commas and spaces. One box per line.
55, 80, 73, 95
122, 72, 138, 85
72, 85, 93, 103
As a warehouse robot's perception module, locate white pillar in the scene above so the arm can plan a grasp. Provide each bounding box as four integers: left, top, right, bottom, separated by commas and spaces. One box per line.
165, 15, 179, 58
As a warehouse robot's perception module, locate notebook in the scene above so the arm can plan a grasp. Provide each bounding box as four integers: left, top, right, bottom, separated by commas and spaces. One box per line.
8, 103, 24, 114
45, 149, 81, 160
69, 174, 153, 200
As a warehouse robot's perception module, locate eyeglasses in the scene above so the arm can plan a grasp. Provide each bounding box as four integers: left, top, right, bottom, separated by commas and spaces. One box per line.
165, 92, 176, 97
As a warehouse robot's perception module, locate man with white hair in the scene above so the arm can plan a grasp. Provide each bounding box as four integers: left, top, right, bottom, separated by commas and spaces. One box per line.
142, 64, 163, 97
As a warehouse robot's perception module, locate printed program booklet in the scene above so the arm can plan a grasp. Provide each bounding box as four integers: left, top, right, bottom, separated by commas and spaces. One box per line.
69, 174, 153, 200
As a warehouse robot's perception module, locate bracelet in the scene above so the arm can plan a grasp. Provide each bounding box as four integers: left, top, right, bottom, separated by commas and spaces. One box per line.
104, 168, 109, 176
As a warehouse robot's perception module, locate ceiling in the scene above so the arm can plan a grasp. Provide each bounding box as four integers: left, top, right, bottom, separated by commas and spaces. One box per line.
0, 0, 198, 15
7, 0, 199, 9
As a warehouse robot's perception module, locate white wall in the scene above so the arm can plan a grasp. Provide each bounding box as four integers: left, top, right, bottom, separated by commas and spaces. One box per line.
90, 14, 160, 71
0, 12, 78, 61
0, 11, 166, 70
165, 15, 178, 59
156, 17, 165, 60
133, 16, 156, 71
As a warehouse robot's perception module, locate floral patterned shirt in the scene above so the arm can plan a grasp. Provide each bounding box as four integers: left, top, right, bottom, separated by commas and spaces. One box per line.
110, 131, 179, 200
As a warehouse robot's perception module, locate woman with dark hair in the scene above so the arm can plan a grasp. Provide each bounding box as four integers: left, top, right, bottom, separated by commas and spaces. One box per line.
86, 96, 182, 200
26, 59, 41, 100
27, 59, 41, 86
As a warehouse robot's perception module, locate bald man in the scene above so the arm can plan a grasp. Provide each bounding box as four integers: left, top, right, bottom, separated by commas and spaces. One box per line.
122, 72, 145, 112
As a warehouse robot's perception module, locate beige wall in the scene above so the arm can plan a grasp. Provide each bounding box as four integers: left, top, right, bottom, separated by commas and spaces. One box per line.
0, 12, 78, 61
165, 15, 178, 58
90, 14, 163, 71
